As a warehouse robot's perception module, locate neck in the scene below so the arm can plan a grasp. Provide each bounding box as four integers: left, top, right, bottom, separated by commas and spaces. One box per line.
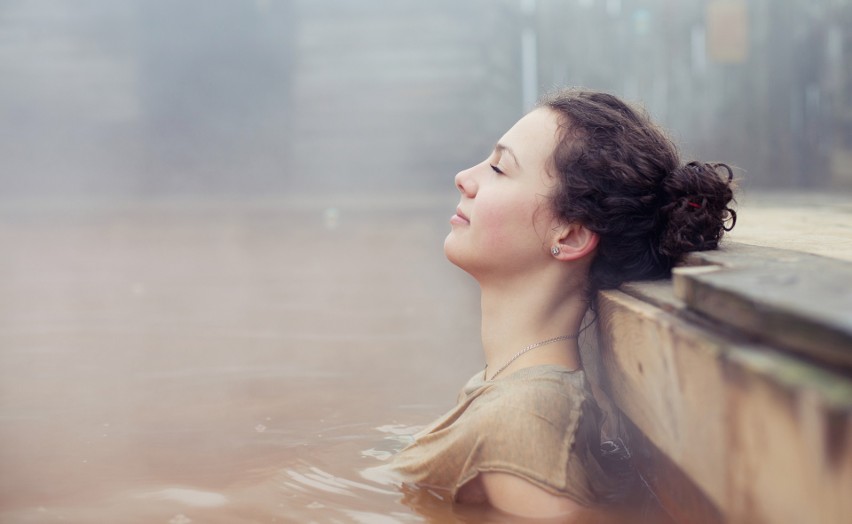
478, 271, 588, 380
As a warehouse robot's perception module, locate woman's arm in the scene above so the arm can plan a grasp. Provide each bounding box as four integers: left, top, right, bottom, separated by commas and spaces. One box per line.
479, 472, 583, 518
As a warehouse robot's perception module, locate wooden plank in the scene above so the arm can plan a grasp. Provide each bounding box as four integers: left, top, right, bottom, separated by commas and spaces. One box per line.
596, 288, 852, 524
597, 291, 732, 511
676, 244, 852, 372
623, 417, 726, 524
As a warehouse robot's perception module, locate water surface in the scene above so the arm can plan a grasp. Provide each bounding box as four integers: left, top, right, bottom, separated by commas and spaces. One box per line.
0, 198, 671, 523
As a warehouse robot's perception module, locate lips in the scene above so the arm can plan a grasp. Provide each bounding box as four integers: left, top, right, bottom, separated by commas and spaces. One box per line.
452, 207, 470, 224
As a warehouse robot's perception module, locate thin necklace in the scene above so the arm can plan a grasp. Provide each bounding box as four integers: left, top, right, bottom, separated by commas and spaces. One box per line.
484, 334, 579, 381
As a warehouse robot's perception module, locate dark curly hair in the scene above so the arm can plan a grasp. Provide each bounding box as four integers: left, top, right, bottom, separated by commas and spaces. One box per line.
541, 89, 736, 293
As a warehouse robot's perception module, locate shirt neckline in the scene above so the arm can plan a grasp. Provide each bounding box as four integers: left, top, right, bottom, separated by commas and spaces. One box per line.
468, 363, 585, 391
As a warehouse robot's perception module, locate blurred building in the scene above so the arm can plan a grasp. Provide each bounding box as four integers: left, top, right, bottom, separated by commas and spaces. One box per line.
287, 0, 521, 193
0, 0, 850, 196
535, 0, 852, 189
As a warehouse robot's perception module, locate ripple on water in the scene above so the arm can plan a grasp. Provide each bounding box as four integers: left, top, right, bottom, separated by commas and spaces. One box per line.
260, 424, 422, 519
360, 423, 419, 461
137, 488, 229, 508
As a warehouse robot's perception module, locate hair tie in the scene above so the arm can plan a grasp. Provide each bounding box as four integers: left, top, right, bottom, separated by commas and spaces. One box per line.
687, 201, 702, 209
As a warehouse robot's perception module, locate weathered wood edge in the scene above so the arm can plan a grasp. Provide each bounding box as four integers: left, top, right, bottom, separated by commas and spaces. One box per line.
597, 290, 852, 523
627, 242, 852, 374
597, 247, 852, 524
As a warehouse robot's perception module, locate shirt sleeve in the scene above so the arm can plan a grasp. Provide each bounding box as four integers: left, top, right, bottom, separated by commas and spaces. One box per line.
388, 370, 621, 507
452, 375, 602, 505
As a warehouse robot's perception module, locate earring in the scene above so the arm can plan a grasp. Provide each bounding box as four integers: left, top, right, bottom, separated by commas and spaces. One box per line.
551, 245, 560, 256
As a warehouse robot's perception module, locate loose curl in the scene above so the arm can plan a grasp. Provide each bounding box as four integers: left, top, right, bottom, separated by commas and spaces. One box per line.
541, 89, 736, 294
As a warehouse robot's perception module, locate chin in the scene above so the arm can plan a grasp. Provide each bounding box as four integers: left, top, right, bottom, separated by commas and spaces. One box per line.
445, 237, 485, 280
443, 234, 467, 270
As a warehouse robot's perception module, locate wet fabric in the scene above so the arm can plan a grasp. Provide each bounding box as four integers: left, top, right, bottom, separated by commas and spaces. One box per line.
387, 365, 623, 506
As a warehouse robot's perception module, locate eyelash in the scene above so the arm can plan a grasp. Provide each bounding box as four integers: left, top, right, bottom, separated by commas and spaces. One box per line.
490, 164, 504, 175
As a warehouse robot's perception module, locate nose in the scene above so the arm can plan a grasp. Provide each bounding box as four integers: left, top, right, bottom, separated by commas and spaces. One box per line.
455, 166, 477, 197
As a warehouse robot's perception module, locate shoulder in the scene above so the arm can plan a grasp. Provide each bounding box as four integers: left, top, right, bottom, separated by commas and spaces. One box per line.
474, 367, 592, 427
464, 367, 596, 460
457, 368, 606, 505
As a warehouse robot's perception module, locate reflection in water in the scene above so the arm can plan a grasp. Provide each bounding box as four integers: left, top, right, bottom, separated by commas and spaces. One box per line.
0, 200, 673, 523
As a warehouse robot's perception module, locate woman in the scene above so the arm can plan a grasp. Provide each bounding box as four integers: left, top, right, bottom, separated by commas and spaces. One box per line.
384, 89, 736, 518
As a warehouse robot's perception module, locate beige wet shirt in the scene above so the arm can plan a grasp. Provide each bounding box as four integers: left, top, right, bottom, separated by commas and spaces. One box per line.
387, 365, 621, 506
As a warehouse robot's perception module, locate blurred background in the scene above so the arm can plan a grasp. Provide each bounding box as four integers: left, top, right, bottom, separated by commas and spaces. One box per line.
1, 3, 850, 521
2, 0, 851, 199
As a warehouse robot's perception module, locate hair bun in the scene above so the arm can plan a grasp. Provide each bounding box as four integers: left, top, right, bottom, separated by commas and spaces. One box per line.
659, 161, 737, 260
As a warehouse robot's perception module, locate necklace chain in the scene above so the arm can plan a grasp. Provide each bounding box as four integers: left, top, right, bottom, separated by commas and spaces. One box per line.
485, 334, 579, 380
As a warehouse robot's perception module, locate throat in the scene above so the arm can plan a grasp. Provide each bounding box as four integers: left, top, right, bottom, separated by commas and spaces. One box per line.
478, 280, 589, 380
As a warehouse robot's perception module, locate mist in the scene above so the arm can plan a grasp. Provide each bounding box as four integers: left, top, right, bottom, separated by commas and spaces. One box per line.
1, 2, 851, 522
2, 0, 850, 199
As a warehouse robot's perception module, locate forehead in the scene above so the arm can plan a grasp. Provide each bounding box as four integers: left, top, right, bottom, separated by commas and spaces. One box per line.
499, 108, 559, 172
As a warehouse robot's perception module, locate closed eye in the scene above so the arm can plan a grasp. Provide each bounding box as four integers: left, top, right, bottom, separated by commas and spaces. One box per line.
490, 164, 505, 175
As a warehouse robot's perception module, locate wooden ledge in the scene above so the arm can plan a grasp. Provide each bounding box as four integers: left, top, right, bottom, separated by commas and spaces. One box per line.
596, 242, 852, 524
677, 243, 852, 373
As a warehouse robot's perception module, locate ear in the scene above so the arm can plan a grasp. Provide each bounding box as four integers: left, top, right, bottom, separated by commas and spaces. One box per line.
550, 222, 599, 261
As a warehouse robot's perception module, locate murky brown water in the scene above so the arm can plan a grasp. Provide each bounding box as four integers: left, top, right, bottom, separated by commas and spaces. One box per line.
0, 197, 672, 523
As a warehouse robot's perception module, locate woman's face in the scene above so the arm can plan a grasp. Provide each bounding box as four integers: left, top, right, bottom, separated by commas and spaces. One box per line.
444, 108, 561, 279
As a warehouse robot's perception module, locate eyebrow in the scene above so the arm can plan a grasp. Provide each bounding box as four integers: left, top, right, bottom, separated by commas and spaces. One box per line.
495, 143, 521, 169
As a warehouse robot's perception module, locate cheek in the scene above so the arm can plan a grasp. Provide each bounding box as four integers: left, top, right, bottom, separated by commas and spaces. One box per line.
475, 196, 541, 250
